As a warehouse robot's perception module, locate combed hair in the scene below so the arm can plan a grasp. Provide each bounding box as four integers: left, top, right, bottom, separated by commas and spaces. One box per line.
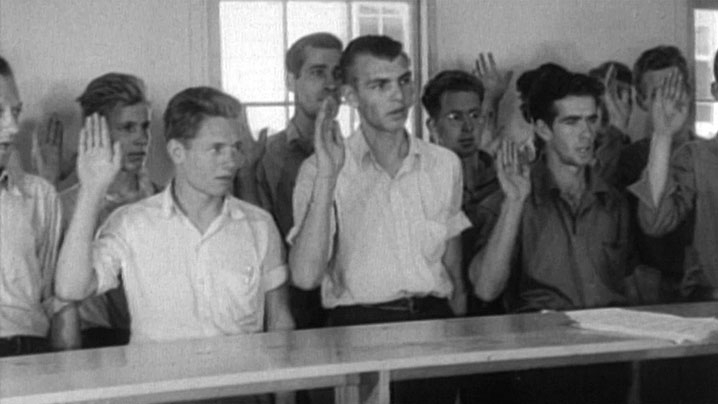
286, 32, 343, 78
338, 35, 404, 85
633, 46, 689, 98
0, 56, 13, 77
516, 63, 568, 123
588, 61, 632, 85
421, 70, 484, 120
520, 65, 604, 126
77, 73, 147, 118
163, 86, 242, 143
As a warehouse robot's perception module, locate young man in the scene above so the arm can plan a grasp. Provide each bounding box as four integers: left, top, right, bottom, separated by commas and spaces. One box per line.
289, 35, 468, 404
421, 70, 504, 316
470, 67, 632, 404
60, 72, 155, 348
0, 56, 75, 356
256, 32, 342, 331
619, 46, 694, 303
626, 48, 718, 404
55, 87, 293, 345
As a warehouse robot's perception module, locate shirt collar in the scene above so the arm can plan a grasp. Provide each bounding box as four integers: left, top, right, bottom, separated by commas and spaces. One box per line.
287, 120, 314, 154
160, 180, 245, 220
531, 158, 612, 207
349, 126, 421, 169
0, 163, 26, 197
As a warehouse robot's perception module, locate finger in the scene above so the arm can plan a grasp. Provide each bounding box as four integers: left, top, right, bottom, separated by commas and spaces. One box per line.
314, 98, 328, 150
488, 52, 497, 72
100, 116, 110, 150
78, 128, 87, 156
50, 115, 60, 145
331, 121, 344, 147
504, 70, 514, 85
258, 127, 268, 146
479, 53, 488, 75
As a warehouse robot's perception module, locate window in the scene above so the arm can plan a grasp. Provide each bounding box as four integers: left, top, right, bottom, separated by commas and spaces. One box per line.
213, 0, 422, 138
692, 2, 718, 139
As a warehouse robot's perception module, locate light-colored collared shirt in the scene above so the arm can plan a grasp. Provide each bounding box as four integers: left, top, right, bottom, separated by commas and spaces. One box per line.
60, 173, 157, 330
0, 166, 62, 338
289, 129, 470, 308
92, 184, 288, 343
629, 137, 718, 297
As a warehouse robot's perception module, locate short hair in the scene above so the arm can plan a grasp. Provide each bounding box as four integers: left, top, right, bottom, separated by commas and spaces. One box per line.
516, 63, 568, 123
163, 86, 242, 143
77, 73, 147, 118
286, 32, 343, 78
338, 35, 404, 85
522, 66, 604, 126
0, 56, 13, 77
588, 61, 632, 86
633, 46, 689, 98
421, 70, 484, 120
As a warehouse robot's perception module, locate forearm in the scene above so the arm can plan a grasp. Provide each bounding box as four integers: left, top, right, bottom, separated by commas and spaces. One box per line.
646, 133, 672, 206
442, 237, 465, 315
49, 302, 81, 350
265, 284, 295, 332
288, 176, 336, 290
469, 199, 524, 301
55, 188, 104, 301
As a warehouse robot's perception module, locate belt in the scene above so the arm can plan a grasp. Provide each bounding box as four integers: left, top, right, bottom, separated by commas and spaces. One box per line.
361, 296, 447, 313
0, 335, 48, 354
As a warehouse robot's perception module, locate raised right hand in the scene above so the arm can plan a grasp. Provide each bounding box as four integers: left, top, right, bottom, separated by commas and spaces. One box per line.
651, 68, 689, 140
602, 64, 632, 133
77, 114, 121, 194
496, 138, 531, 202
314, 97, 344, 179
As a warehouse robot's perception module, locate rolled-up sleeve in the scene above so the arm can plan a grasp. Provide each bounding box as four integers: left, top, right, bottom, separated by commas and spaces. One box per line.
628, 144, 695, 237
92, 210, 130, 296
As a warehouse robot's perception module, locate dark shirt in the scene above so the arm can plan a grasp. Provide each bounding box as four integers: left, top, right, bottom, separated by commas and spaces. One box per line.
506, 160, 631, 312
257, 123, 314, 239
594, 125, 631, 186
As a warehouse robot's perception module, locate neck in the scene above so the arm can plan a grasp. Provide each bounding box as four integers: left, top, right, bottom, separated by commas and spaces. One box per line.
461, 152, 479, 189
545, 151, 586, 198
291, 108, 316, 143
361, 120, 408, 164
171, 177, 224, 233
107, 170, 140, 195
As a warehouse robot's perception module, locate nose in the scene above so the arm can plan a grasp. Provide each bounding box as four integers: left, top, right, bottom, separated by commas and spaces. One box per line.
461, 115, 474, 132
580, 119, 596, 141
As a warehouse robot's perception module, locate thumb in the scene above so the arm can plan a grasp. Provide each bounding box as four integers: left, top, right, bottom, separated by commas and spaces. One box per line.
258, 127, 268, 148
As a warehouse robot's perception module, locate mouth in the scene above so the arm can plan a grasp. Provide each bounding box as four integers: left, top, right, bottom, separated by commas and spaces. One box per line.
576, 145, 593, 157
387, 107, 407, 119
0, 141, 14, 152
457, 136, 476, 148
215, 175, 234, 183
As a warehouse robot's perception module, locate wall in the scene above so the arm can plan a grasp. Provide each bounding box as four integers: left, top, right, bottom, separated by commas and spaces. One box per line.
0, 0, 692, 183
432, 0, 690, 141
0, 0, 211, 185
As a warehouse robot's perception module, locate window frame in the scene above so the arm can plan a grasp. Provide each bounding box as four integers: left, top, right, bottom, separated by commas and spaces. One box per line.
207, 0, 428, 138
689, 0, 718, 138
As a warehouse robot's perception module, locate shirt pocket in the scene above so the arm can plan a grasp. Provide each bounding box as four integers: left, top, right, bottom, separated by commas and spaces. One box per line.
209, 255, 262, 334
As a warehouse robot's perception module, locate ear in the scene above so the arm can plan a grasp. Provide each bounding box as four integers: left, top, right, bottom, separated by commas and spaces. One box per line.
535, 119, 553, 143
426, 118, 440, 144
166, 138, 187, 165
342, 84, 359, 109
712, 82, 718, 102
286, 72, 297, 94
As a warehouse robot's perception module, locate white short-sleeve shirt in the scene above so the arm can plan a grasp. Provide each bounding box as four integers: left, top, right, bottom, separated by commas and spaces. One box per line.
289, 129, 470, 308
92, 184, 287, 343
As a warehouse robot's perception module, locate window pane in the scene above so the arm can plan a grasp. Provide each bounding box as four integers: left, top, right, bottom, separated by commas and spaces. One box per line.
696, 60, 713, 100
358, 16, 380, 36
245, 106, 289, 136
220, 2, 285, 102
383, 17, 404, 42
287, 2, 348, 45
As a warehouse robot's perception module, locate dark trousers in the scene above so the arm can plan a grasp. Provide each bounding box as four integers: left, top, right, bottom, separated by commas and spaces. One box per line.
82, 327, 130, 348
327, 297, 457, 404
640, 355, 718, 404
0, 335, 49, 357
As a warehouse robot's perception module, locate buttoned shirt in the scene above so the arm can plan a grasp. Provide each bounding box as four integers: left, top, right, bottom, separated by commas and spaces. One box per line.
289, 129, 471, 308
257, 122, 313, 239
0, 166, 62, 338
92, 184, 287, 343
61, 174, 158, 330
629, 137, 718, 296
506, 160, 631, 312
